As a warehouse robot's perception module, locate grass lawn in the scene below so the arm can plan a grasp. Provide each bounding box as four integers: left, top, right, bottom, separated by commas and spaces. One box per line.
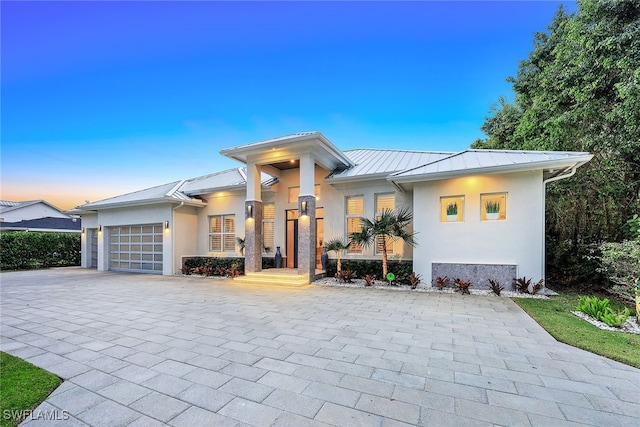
514, 294, 640, 369
0, 352, 62, 427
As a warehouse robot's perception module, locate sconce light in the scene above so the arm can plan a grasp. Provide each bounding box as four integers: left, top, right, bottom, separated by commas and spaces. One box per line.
246, 204, 253, 219
81, 227, 85, 234
164, 220, 170, 230
98, 225, 102, 232
300, 200, 307, 217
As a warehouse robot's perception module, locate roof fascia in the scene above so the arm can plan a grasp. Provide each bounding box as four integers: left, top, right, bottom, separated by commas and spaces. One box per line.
388, 155, 594, 184
72, 198, 206, 212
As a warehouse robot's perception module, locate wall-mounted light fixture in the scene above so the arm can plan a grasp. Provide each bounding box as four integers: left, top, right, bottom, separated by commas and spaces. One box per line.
98, 225, 102, 232
300, 200, 308, 217
246, 204, 253, 219
81, 227, 85, 234
164, 220, 170, 230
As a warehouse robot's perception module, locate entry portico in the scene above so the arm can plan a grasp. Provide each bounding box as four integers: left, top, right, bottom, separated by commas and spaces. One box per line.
220, 132, 353, 279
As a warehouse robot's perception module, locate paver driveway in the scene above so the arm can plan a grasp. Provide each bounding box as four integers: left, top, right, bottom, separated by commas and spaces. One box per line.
1, 268, 639, 426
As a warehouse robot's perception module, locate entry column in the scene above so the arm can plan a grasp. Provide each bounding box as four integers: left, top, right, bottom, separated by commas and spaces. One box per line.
297, 153, 316, 280
245, 162, 262, 273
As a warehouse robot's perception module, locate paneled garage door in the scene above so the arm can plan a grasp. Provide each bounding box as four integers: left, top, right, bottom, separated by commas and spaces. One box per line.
109, 224, 163, 273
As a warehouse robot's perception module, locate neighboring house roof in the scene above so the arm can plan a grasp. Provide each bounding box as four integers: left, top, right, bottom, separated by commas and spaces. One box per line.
326, 148, 453, 182
0, 217, 81, 232
0, 199, 68, 216
389, 149, 594, 183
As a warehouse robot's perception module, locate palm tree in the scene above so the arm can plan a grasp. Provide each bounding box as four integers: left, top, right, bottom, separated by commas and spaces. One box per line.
349, 207, 417, 281
324, 237, 351, 272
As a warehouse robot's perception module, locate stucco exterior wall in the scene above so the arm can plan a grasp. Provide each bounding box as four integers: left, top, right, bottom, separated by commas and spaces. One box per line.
80, 213, 98, 268
195, 191, 246, 257
172, 206, 199, 273
88, 204, 174, 274
412, 170, 544, 287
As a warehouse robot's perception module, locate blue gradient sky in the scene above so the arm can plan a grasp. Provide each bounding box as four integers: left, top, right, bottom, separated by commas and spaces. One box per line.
1, 1, 574, 210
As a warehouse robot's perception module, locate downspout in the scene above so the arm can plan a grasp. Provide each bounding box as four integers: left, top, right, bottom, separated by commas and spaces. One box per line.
541, 166, 577, 289
172, 202, 185, 275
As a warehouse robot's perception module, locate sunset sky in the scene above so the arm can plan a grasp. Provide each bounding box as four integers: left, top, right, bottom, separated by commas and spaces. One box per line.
1, 1, 575, 211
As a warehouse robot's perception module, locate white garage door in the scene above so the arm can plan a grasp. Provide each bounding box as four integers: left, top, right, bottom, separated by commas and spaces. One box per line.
109, 224, 163, 273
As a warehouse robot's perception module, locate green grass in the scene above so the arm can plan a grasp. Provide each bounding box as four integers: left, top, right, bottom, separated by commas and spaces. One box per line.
514, 294, 640, 369
0, 352, 62, 427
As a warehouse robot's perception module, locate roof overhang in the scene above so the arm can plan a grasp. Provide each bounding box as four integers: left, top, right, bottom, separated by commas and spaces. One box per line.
220, 132, 354, 171
388, 155, 593, 185
67, 197, 206, 214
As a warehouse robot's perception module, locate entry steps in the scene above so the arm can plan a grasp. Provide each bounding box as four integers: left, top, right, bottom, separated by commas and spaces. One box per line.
232, 269, 324, 287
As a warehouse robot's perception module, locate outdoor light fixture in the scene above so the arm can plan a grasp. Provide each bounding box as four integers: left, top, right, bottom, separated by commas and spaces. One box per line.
98, 225, 102, 232
300, 200, 307, 216
81, 227, 85, 234
164, 220, 170, 230
246, 204, 253, 219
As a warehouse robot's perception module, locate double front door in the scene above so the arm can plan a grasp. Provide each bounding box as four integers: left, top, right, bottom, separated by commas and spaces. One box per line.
285, 208, 324, 269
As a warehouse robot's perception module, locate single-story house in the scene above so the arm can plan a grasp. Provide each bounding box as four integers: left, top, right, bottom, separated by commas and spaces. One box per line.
0, 217, 81, 233
70, 132, 592, 287
0, 200, 72, 223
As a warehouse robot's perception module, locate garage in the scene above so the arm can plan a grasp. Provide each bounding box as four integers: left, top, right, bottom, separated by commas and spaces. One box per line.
108, 224, 163, 273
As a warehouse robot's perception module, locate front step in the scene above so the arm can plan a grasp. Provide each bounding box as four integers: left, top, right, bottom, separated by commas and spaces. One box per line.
233, 272, 310, 286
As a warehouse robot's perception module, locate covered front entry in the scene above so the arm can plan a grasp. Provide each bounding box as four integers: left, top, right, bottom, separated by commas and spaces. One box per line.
108, 224, 163, 274
286, 208, 324, 269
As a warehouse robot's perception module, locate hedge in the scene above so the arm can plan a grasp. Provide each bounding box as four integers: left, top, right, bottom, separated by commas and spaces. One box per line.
0, 231, 80, 270
325, 259, 414, 283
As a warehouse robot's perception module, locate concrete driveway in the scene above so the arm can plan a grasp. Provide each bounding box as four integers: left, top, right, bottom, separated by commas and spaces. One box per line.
1, 268, 639, 427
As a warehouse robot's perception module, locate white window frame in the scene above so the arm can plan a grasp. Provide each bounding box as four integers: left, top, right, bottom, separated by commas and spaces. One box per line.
262, 203, 275, 254
209, 214, 236, 252
346, 195, 364, 254
375, 193, 395, 255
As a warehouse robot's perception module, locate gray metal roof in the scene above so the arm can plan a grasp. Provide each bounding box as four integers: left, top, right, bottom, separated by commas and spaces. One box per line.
390, 149, 594, 182
181, 168, 277, 195
326, 149, 453, 182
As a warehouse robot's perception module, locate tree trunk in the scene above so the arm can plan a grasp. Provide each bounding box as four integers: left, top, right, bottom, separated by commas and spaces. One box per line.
337, 254, 342, 272
382, 243, 388, 282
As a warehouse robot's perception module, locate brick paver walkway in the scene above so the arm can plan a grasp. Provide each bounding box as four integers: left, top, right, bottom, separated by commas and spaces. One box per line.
1, 268, 639, 426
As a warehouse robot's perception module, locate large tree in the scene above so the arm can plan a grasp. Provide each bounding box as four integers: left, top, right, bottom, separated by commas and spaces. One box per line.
475, 0, 640, 285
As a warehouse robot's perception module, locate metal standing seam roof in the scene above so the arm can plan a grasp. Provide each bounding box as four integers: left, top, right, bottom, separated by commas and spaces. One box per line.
180, 168, 278, 195
326, 149, 454, 181
0, 199, 64, 214
390, 149, 594, 182
76, 181, 192, 210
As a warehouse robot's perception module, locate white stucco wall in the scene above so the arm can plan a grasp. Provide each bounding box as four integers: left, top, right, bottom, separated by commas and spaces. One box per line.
82, 204, 174, 274
195, 191, 246, 257
412, 170, 544, 285
172, 206, 199, 273
79, 213, 98, 268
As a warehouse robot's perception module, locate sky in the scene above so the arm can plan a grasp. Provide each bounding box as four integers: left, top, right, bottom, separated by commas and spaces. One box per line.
1, 0, 576, 211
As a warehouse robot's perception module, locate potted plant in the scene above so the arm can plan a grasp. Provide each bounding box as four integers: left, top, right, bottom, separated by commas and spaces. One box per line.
446, 202, 458, 222
485, 201, 500, 220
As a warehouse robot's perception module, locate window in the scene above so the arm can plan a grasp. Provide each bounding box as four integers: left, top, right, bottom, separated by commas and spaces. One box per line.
346, 196, 364, 253
440, 195, 464, 222
480, 193, 507, 221
288, 185, 321, 203
262, 204, 275, 253
209, 215, 236, 252
375, 193, 395, 254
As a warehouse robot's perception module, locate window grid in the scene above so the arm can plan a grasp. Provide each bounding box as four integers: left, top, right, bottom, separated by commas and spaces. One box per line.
346, 196, 364, 253
375, 194, 395, 255
209, 215, 236, 252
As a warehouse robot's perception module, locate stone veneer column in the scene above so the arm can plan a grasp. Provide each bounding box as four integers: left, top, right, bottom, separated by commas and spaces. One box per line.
297, 195, 316, 280
244, 200, 263, 273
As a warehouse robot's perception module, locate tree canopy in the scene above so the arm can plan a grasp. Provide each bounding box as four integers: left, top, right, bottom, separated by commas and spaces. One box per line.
473, 0, 640, 285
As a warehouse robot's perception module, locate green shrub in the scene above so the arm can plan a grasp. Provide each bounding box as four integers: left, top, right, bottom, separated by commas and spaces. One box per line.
598, 240, 640, 304
325, 259, 413, 283
0, 231, 80, 270
183, 256, 245, 275
576, 296, 630, 328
